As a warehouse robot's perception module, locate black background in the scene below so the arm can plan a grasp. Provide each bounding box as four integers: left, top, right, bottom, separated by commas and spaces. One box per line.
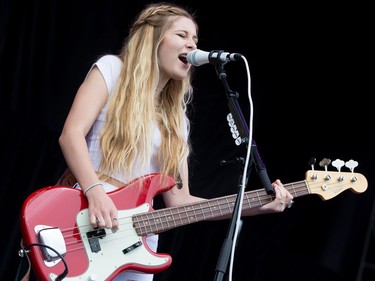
1, 1, 373, 280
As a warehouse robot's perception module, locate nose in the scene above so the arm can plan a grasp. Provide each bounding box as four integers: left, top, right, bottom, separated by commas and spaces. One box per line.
187, 38, 197, 50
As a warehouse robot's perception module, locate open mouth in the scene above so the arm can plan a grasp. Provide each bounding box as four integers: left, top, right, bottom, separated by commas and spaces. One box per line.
179, 54, 187, 64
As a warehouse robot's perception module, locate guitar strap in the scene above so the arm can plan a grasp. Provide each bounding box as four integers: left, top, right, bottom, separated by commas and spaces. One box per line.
56, 168, 125, 188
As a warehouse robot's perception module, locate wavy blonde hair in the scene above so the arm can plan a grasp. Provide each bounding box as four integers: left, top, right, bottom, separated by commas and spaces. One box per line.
99, 3, 197, 182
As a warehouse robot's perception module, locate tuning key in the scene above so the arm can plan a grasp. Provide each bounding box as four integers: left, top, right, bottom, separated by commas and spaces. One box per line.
307, 157, 318, 179
308, 157, 316, 170
319, 158, 331, 171
345, 159, 358, 172
344, 159, 359, 182
332, 159, 345, 172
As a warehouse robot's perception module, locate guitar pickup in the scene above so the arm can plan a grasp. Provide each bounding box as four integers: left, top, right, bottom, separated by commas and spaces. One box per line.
87, 228, 106, 253
122, 241, 142, 254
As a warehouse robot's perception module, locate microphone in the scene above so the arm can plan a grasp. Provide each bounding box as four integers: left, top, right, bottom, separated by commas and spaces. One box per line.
187, 49, 242, 66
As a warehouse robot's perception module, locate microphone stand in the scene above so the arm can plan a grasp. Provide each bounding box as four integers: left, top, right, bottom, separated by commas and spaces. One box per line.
213, 60, 274, 281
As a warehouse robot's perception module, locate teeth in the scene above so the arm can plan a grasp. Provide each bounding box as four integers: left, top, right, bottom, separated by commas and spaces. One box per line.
179, 54, 187, 63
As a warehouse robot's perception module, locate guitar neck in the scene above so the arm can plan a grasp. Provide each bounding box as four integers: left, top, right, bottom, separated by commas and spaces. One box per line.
133, 180, 308, 236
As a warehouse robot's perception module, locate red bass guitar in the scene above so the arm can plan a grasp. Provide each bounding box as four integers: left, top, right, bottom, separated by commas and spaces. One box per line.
20, 170, 367, 280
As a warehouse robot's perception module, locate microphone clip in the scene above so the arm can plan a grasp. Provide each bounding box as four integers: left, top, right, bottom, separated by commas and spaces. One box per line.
209, 50, 242, 65
209, 50, 229, 65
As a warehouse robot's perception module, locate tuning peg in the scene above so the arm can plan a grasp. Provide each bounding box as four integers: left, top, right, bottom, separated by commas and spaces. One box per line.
332, 159, 345, 172
319, 158, 331, 171
345, 159, 359, 172
308, 157, 316, 170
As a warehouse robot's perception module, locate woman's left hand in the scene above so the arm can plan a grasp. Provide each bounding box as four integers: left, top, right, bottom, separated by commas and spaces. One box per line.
259, 179, 294, 213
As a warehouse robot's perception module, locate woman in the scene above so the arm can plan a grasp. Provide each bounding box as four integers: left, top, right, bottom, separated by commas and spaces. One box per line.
58, 2, 294, 281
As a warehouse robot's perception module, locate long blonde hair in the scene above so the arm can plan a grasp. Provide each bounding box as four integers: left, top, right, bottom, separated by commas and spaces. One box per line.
99, 3, 197, 182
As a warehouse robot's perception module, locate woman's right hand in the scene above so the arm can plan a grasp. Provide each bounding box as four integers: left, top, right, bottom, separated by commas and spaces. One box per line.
85, 186, 119, 230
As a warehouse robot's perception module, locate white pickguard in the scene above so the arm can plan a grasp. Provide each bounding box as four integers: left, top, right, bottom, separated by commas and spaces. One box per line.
49, 203, 170, 280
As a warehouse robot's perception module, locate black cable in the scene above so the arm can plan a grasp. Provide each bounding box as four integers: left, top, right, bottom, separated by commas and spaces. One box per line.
14, 253, 27, 281
17, 243, 69, 281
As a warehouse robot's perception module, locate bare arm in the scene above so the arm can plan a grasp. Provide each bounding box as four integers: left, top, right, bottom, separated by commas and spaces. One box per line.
162, 161, 293, 219
59, 66, 119, 229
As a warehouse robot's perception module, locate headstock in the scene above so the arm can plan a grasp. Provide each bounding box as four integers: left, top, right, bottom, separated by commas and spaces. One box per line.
305, 158, 368, 200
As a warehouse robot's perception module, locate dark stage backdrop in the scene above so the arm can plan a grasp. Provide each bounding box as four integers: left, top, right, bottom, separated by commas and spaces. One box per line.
1, 1, 373, 281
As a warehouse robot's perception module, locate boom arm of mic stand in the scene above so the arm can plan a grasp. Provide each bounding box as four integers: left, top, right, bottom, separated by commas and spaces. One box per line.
250, 140, 274, 195
218, 63, 274, 195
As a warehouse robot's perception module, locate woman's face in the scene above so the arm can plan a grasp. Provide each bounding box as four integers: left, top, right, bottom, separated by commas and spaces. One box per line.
158, 16, 198, 83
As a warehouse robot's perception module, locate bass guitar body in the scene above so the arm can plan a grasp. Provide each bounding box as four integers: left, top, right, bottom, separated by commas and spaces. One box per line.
20, 173, 175, 281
